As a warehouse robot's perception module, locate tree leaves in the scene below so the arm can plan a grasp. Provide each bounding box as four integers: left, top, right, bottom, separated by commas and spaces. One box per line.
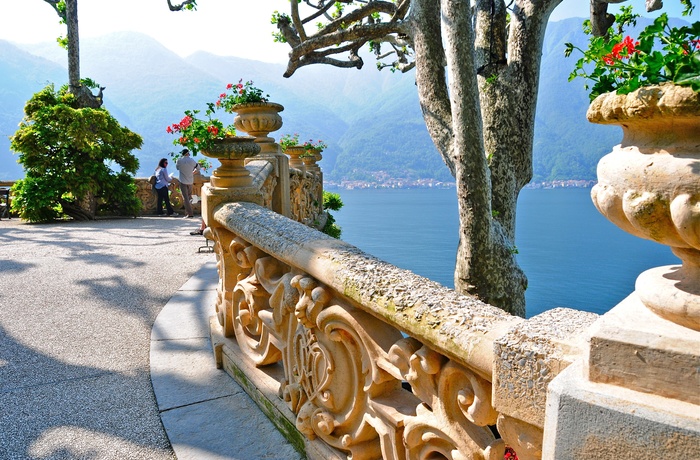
10, 84, 143, 222
566, 9, 700, 101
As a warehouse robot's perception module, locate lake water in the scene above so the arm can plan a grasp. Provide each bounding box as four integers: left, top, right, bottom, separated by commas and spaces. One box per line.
332, 187, 679, 318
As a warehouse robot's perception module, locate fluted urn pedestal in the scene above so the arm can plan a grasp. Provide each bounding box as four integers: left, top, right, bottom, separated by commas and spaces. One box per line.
230, 102, 290, 217
200, 136, 263, 227
231, 102, 284, 144
302, 151, 323, 174
543, 84, 700, 459
202, 136, 261, 188
284, 146, 306, 171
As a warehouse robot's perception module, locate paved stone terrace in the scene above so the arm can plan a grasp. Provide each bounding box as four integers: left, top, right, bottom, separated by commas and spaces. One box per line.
0, 217, 301, 460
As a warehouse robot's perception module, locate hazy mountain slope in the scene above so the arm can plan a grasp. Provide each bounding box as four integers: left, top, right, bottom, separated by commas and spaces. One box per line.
2, 17, 685, 183
0, 41, 65, 180
533, 18, 622, 183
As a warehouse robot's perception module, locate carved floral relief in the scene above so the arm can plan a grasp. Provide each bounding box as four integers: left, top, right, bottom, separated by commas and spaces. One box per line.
210, 227, 520, 460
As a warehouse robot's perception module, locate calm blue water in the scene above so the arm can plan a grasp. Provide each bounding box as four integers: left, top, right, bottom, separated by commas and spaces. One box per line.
332, 187, 679, 318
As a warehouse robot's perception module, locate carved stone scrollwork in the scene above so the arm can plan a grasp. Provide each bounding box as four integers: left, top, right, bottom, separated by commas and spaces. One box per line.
389, 339, 505, 460
212, 229, 516, 460
289, 172, 303, 222
229, 238, 283, 366
261, 174, 277, 209
210, 227, 237, 336
281, 277, 403, 459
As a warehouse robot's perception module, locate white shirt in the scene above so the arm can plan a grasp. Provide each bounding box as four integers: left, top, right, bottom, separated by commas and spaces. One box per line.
176, 155, 198, 185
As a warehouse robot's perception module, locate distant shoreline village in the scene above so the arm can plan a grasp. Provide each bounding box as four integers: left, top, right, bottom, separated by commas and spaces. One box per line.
325, 179, 597, 190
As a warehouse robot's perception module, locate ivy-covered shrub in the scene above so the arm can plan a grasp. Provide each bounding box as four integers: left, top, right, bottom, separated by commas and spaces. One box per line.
10, 83, 143, 222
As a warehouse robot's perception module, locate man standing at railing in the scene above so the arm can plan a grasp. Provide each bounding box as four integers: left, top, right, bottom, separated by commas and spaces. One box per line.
176, 148, 199, 218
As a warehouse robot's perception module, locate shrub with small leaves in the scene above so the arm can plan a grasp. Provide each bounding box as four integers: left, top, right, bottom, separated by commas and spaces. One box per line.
322, 191, 344, 238
11, 83, 142, 222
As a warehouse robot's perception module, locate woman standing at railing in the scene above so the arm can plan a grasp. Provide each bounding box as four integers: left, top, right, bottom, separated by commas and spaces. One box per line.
154, 158, 178, 217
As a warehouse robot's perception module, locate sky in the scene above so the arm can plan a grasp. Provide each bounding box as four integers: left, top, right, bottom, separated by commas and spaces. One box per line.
0, 0, 693, 63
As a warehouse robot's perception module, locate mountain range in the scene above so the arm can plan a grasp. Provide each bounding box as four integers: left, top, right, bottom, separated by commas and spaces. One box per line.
0, 17, 676, 184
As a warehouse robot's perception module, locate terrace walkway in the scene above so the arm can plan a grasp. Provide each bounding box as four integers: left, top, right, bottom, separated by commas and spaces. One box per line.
0, 217, 300, 460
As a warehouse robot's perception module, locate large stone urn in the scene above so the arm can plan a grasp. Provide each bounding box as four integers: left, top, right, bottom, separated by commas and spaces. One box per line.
542, 84, 700, 459
589, 84, 700, 331
230, 102, 284, 143
200, 136, 261, 188
302, 150, 323, 174
230, 102, 291, 217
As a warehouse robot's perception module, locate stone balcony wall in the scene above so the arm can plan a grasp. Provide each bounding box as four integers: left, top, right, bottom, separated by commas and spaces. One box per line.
200, 119, 699, 458
205, 197, 599, 460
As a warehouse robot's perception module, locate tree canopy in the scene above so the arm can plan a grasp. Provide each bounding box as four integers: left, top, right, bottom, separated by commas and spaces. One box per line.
11, 84, 143, 222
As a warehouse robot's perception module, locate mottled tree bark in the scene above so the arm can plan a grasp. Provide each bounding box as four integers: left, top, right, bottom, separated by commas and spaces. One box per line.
408, 0, 561, 315
43, 0, 103, 108
275, 0, 570, 316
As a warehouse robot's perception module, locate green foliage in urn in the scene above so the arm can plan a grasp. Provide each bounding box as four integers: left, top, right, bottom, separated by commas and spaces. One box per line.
322, 190, 343, 239
10, 83, 142, 222
216, 79, 270, 112
566, 2, 700, 101
279, 133, 328, 157
279, 133, 301, 151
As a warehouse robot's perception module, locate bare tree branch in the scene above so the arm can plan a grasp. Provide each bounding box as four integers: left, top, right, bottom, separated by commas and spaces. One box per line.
284, 21, 402, 76
589, 0, 667, 36
301, 1, 337, 25
42, 0, 65, 20
167, 0, 197, 12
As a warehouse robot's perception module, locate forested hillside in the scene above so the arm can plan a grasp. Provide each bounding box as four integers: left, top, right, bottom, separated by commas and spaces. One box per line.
2, 17, 671, 184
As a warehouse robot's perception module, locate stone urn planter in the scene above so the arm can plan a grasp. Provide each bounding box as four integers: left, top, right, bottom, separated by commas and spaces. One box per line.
230, 102, 284, 143
302, 150, 322, 174
283, 146, 306, 171
589, 84, 700, 330
200, 136, 261, 188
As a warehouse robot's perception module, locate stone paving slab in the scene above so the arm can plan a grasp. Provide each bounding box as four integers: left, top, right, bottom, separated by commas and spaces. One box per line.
151, 261, 303, 460
151, 288, 218, 341
151, 337, 238, 411
160, 393, 301, 460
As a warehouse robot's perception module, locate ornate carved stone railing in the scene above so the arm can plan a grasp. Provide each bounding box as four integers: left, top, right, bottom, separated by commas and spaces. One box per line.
206, 200, 597, 460
199, 92, 700, 458
289, 167, 324, 228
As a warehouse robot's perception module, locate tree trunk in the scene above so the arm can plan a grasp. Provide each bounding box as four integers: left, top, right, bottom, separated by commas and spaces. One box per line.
65, 0, 80, 94
60, 192, 97, 221
408, 0, 562, 316
62, 0, 103, 108
271, 0, 574, 315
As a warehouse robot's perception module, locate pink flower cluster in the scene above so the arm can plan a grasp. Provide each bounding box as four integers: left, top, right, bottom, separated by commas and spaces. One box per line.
216, 80, 246, 107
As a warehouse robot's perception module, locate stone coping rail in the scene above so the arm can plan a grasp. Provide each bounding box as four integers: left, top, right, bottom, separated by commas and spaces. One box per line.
210, 200, 599, 460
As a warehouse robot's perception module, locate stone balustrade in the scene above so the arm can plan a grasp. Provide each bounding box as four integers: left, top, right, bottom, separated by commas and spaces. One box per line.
200, 93, 699, 459
207, 200, 598, 460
